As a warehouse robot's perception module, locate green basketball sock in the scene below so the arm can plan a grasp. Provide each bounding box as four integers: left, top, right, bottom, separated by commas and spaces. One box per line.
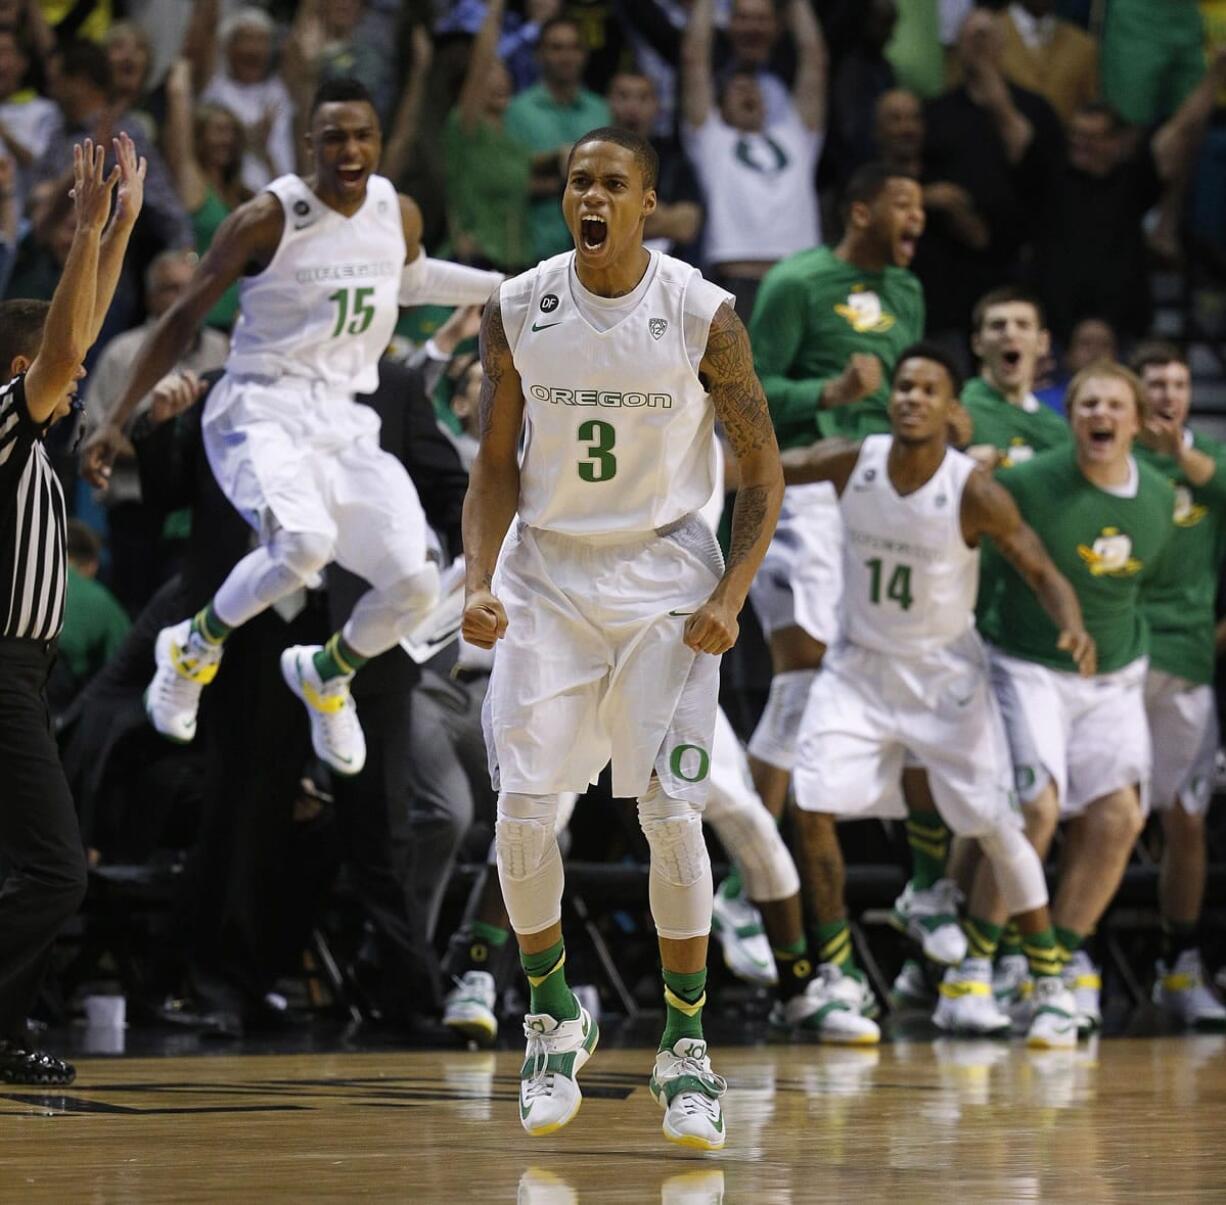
522, 939, 579, 1021
1054, 925, 1084, 965
772, 937, 814, 1001
963, 916, 1003, 962
999, 922, 1023, 959
814, 919, 855, 970
191, 602, 231, 646
1021, 927, 1063, 980
660, 967, 707, 1050
313, 633, 368, 682
719, 868, 743, 900
905, 815, 950, 890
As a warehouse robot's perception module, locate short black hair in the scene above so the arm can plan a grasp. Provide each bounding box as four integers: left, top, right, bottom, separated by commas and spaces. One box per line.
0, 299, 50, 382
539, 15, 583, 42
568, 126, 659, 192
971, 285, 1047, 334
310, 77, 376, 119
67, 519, 101, 566
893, 341, 963, 397
1130, 339, 1187, 375
840, 160, 915, 220
58, 38, 111, 92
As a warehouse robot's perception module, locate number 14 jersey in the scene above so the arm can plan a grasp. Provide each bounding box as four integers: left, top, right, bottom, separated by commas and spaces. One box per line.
839, 435, 980, 656
502, 250, 731, 535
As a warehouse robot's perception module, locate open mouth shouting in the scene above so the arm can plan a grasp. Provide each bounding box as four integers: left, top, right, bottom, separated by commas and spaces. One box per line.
579, 213, 609, 255
337, 164, 365, 188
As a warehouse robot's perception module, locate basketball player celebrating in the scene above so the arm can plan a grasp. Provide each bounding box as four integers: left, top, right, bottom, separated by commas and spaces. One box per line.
462, 127, 783, 1150
1132, 342, 1226, 1027
784, 346, 1092, 1049
80, 80, 503, 775
976, 362, 1176, 1036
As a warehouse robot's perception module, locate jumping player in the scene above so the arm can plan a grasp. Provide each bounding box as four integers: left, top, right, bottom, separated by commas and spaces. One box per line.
79, 79, 503, 775
461, 126, 783, 1150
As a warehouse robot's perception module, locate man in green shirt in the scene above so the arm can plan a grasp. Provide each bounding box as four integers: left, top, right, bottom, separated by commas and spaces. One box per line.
978, 361, 1176, 1036
58, 520, 130, 701
1131, 342, 1226, 1028
504, 18, 611, 262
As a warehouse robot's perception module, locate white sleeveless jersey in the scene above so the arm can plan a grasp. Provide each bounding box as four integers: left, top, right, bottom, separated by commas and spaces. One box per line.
840, 435, 980, 656
503, 251, 731, 534
227, 174, 404, 395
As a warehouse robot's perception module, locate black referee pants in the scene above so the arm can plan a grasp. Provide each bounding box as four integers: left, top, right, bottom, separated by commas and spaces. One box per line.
0, 639, 88, 1040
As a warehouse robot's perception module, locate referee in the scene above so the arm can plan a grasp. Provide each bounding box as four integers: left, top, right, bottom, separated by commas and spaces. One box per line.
0, 136, 144, 1084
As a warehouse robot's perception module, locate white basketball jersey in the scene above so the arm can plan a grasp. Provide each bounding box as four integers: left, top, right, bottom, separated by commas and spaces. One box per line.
228, 174, 404, 395
840, 435, 980, 655
503, 251, 731, 535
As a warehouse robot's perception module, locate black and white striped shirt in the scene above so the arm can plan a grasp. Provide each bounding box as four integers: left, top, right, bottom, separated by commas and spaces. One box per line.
0, 375, 67, 639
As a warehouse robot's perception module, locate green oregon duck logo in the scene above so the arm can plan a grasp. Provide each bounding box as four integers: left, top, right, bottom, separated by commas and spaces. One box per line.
1076, 527, 1142, 577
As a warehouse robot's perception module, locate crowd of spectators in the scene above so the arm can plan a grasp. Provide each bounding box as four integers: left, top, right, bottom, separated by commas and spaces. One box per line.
1, 0, 1224, 1034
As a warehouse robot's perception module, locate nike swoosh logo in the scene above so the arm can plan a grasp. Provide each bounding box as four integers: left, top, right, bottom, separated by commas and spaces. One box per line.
532, 321, 562, 332
668, 610, 694, 617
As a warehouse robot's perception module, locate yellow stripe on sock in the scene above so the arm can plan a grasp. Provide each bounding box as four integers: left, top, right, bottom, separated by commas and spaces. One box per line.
328, 635, 358, 675
820, 931, 853, 962
526, 951, 566, 988
663, 987, 707, 1017
909, 837, 947, 861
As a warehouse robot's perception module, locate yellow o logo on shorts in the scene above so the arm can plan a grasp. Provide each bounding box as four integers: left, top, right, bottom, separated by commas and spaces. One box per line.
669, 744, 710, 783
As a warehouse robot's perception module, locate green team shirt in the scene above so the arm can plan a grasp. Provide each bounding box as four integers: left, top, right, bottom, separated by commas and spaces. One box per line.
1135, 432, 1226, 684
981, 446, 1175, 674
748, 245, 925, 448
963, 376, 1073, 628
962, 376, 1072, 466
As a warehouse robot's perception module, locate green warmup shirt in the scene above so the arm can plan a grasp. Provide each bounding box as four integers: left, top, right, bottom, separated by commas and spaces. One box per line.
981, 446, 1175, 674
748, 245, 924, 449
1136, 432, 1226, 685
962, 376, 1072, 466
60, 566, 130, 684
963, 376, 1073, 627
504, 84, 611, 263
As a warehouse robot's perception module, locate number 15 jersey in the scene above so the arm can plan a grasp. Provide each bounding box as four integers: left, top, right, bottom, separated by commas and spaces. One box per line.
228, 174, 404, 396
502, 250, 731, 535
839, 434, 980, 656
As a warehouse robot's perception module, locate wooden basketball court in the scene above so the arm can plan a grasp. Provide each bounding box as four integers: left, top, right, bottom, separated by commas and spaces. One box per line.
3, 1036, 1224, 1200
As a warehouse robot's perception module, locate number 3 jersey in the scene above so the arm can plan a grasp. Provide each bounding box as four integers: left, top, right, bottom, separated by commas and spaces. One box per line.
501, 250, 732, 535
227, 174, 404, 396
839, 434, 980, 656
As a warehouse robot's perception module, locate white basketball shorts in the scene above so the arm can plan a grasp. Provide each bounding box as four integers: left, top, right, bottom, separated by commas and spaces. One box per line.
989, 649, 1151, 820
203, 373, 428, 589
483, 514, 723, 802
749, 482, 843, 645
792, 632, 1017, 835
1145, 668, 1218, 816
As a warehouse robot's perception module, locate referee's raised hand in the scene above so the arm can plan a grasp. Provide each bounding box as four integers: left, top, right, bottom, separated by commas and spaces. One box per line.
69, 137, 119, 234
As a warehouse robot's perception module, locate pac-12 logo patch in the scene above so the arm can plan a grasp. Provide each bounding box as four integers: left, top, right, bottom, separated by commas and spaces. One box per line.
649, 317, 668, 340
540, 294, 559, 313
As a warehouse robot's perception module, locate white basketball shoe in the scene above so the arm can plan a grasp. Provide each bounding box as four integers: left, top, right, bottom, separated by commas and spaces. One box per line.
650, 1038, 728, 1151
771, 965, 880, 1045
1153, 951, 1226, 1028
280, 645, 367, 776
146, 619, 223, 742
933, 958, 1012, 1036
443, 970, 498, 1046
711, 877, 777, 986
891, 879, 968, 966
518, 1005, 599, 1136
1062, 950, 1102, 1036
1025, 976, 1079, 1049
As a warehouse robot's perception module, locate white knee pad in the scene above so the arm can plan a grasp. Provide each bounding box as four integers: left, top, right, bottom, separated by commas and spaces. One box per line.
494, 792, 564, 935
978, 822, 1049, 916
390, 563, 442, 630
747, 669, 817, 771
705, 800, 799, 902
271, 528, 334, 581
638, 779, 713, 940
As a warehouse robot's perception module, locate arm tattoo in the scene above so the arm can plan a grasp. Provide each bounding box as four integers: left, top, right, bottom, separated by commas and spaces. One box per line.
477, 293, 508, 439
705, 303, 774, 459
727, 483, 770, 571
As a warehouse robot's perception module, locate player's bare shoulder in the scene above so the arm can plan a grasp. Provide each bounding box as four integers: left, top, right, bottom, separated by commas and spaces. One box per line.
398, 193, 424, 259
700, 301, 775, 459
210, 190, 286, 273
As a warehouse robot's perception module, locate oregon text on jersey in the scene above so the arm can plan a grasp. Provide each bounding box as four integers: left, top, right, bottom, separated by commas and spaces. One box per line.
528, 385, 674, 409
294, 262, 399, 285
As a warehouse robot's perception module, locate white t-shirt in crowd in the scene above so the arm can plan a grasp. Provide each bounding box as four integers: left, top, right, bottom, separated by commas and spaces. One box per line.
201, 71, 296, 193
682, 104, 822, 267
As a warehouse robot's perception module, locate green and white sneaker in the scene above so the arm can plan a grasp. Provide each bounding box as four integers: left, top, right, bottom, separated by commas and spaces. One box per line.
650, 1038, 728, 1151
826, 964, 881, 1020
711, 877, 777, 986
1025, 976, 1078, 1049
770, 966, 880, 1045
891, 879, 967, 966
280, 645, 366, 776
443, 970, 498, 1046
890, 959, 936, 1011
518, 1005, 599, 1136
992, 953, 1032, 1023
